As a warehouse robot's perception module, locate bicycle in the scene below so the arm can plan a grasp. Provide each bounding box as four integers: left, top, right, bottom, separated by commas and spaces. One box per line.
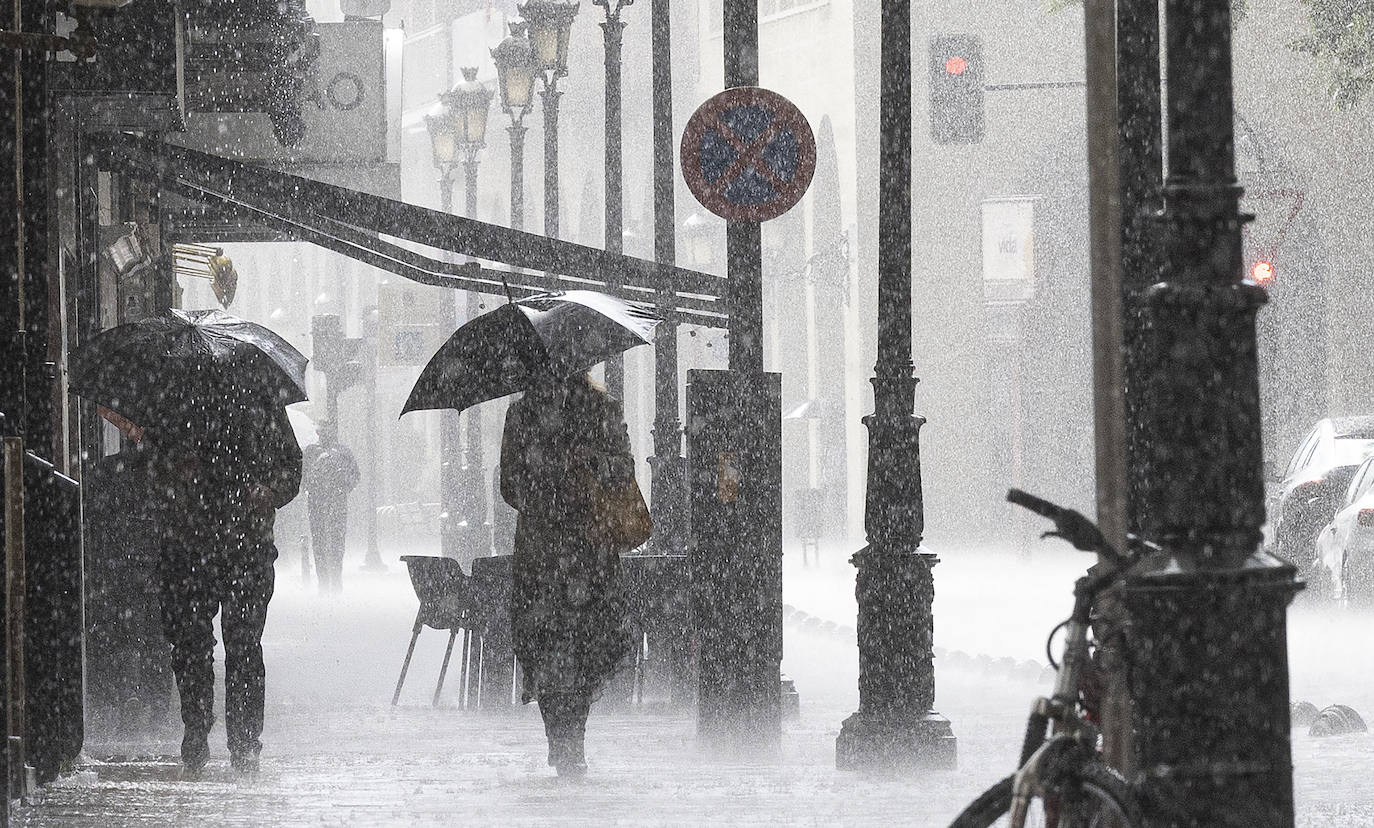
949, 489, 1145, 828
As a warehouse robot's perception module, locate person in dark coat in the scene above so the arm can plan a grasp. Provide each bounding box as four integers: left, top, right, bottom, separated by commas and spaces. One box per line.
151, 392, 302, 776
500, 371, 634, 777
302, 419, 360, 594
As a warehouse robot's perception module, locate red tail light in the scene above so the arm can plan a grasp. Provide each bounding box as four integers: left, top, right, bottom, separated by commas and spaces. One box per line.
1358, 509, 1374, 527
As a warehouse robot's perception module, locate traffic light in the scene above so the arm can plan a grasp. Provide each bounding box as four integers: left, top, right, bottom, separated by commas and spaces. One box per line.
930, 35, 984, 145
1251, 259, 1275, 285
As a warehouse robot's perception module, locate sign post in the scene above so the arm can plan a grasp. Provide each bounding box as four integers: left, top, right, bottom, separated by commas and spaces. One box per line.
981, 196, 1038, 557
681, 74, 814, 750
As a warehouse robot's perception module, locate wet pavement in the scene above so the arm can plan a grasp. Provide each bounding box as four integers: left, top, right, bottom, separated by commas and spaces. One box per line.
14, 540, 1374, 826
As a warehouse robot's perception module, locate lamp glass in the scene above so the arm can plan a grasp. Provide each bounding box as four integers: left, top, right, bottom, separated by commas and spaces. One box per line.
501, 63, 536, 112
520, 0, 576, 74
426, 113, 458, 167
461, 106, 489, 146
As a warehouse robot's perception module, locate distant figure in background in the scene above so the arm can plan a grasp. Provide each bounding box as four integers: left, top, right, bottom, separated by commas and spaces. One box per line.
303, 419, 360, 594
500, 371, 635, 778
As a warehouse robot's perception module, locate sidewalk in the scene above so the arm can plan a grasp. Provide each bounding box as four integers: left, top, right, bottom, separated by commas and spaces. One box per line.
14, 540, 1374, 825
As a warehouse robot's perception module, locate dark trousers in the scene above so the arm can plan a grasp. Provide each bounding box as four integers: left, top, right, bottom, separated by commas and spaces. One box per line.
308, 499, 347, 593
159, 541, 276, 760
538, 692, 591, 764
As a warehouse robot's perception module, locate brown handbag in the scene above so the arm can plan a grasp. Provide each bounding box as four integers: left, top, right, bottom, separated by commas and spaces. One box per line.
590, 473, 654, 553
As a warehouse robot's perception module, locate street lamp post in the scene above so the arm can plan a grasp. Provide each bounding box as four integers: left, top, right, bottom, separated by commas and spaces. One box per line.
596, 0, 630, 397
427, 67, 494, 565
1121, 0, 1300, 823
493, 25, 537, 232
519, 0, 579, 244
835, 0, 956, 770
648, 0, 684, 554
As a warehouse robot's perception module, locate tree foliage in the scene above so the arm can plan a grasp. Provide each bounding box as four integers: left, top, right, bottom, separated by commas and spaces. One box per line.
1291, 0, 1374, 108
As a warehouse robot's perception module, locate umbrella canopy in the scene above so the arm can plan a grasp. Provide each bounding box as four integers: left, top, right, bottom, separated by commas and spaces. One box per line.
402, 290, 660, 415
70, 308, 309, 441
287, 406, 319, 447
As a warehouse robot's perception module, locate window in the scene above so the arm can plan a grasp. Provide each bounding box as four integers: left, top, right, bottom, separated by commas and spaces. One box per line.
1346, 458, 1374, 505
1286, 430, 1319, 479
703, 0, 830, 36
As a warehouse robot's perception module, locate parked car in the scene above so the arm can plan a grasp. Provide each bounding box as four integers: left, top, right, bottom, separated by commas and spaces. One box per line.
1311, 454, 1374, 603
1271, 416, 1374, 571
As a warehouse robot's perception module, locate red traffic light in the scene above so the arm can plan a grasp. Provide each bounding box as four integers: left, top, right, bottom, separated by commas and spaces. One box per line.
944, 56, 968, 76
1251, 260, 1275, 284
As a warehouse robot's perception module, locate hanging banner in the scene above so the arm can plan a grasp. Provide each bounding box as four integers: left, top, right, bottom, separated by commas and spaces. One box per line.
981, 196, 1038, 303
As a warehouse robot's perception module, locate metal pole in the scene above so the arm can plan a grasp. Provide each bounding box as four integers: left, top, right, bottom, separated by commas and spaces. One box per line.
690, 0, 782, 752
649, 0, 683, 553
3, 437, 23, 799
1084, 0, 1126, 558
437, 168, 462, 561
835, 0, 955, 771
461, 147, 489, 558
540, 78, 562, 241
723, 0, 762, 372
0, 0, 24, 440
599, 0, 630, 397
1122, 0, 1300, 822
509, 123, 527, 233
1106, 0, 1164, 778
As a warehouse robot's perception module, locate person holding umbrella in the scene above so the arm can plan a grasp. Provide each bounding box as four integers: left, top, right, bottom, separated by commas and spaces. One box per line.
71, 309, 307, 776
404, 290, 656, 777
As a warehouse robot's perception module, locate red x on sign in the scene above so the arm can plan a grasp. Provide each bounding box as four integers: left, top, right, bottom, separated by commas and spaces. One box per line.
680, 87, 816, 223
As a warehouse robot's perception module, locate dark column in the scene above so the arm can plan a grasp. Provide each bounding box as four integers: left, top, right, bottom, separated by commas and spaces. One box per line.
1122, 0, 1299, 824
0, 28, 23, 442
460, 149, 490, 559
835, 0, 956, 771
1105, 0, 1163, 775
689, 0, 782, 752
0, 19, 24, 814
649, 0, 685, 553
723, 0, 762, 372
509, 124, 527, 232
437, 170, 463, 562
540, 80, 561, 241
600, 0, 629, 397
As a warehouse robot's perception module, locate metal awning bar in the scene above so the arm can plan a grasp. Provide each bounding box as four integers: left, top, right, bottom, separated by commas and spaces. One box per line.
154, 184, 729, 328
98, 132, 728, 300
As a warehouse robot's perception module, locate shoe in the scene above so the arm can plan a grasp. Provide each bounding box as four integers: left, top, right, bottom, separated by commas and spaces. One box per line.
230, 751, 260, 774
181, 732, 209, 777
555, 759, 587, 778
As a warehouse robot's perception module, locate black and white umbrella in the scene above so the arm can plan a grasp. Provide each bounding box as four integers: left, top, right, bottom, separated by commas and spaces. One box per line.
402, 290, 660, 415
70, 308, 308, 439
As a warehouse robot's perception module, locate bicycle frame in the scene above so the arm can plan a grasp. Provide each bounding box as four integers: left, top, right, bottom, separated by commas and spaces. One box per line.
1007, 579, 1100, 827
951, 489, 1144, 828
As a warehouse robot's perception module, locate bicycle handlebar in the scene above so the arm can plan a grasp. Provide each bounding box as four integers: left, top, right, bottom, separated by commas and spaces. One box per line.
1006, 488, 1130, 569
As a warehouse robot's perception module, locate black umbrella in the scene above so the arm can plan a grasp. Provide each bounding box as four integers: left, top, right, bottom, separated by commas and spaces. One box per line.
402, 290, 660, 415
70, 308, 308, 438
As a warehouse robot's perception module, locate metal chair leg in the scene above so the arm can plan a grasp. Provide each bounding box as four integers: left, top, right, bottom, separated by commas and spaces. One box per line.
457, 628, 472, 709
474, 635, 485, 708
433, 629, 459, 707
392, 613, 424, 706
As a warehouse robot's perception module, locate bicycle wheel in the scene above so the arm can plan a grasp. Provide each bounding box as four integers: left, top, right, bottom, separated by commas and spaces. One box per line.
949, 761, 1140, 828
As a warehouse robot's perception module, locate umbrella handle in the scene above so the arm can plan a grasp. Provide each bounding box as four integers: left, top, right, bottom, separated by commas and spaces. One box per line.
499, 272, 516, 304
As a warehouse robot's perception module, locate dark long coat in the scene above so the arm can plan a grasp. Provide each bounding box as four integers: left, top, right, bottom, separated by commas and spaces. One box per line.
500, 376, 633, 701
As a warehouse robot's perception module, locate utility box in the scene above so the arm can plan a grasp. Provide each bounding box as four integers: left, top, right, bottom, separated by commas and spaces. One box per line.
686, 369, 783, 749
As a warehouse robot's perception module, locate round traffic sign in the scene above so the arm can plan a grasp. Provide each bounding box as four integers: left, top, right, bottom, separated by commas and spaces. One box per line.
680, 87, 816, 223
